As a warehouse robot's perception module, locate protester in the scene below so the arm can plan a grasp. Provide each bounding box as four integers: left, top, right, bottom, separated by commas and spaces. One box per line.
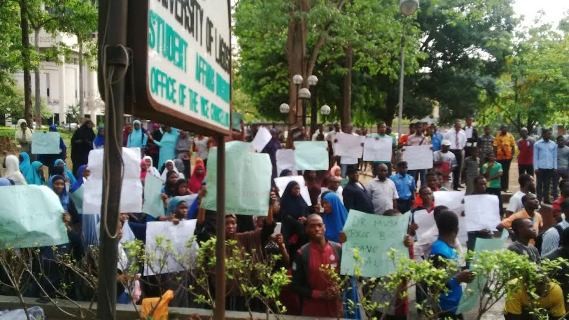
499, 193, 543, 236
146, 123, 163, 168
430, 123, 444, 152
493, 125, 516, 192
320, 175, 343, 203
517, 128, 535, 176
141, 156, 160, 179
320, 192, 348, 243
93, 125, 105, 149
71, 119, 95, 175
465, 175, 494, 250
552, 179, 568, 216
539, 199, 569, 256
478, 125, 495, 165
504, 218, 567, 319
3, 154, 27, 185
543, 227, 569, 308
462, 146, 480, 195
162, 171, 180, 198
148, 126, 179, 170
126, 120, 148, 150
367, 163, 398, 214
291, 214, 343, 318
342, 166, 374, 213
464, 116, 479, 158
19, 152, 44, 185
534, 129, 558, 203
433, 140, 457, 190
54, 159, 77, 186
390, 161, 415, 214
280, 181, 310, 259
70, 164, 88, 193
444, 120, 467, 190
15, 119, 33, 154
429, 210, 474, 318
553, 135, 569, 199
193, 135, 210, 168
398, 123, 415, 147
188, 158, 206, 194
481, 153, 503, 215
175, 130, 191, 159
506, 174, 536, 217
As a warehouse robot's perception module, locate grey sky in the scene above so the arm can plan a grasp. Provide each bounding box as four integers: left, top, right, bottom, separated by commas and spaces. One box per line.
513, 0, 569, 27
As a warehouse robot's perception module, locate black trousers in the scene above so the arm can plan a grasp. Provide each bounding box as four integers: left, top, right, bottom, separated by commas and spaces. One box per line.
518, 164, 534, 176
450, 149, 463, 190
497, 159, 512, 191
536, 169, 554, 202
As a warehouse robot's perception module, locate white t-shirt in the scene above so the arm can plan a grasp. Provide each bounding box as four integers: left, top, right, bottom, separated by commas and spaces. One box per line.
506, 191, 525, 213
366, 178, 399, 215
194, 137, 210, 159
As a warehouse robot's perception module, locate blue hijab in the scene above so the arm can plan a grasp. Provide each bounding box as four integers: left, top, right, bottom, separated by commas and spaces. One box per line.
167, 197, 187, 217
49, 175, 69, 210
54, 159, 77, 185
94, 126, 105, 148
70, 164, 88, 193
19, 152, 44, 185
322, 192, 348, 243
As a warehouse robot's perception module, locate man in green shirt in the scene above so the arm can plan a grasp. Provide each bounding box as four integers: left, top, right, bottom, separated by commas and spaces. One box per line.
482, 152, 504, 216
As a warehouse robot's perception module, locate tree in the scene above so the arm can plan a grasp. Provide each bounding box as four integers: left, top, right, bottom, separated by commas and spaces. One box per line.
18, 0, 34, 126
478, 18, 569, 132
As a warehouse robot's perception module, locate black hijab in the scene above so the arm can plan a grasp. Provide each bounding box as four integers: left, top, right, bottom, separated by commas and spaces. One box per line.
280, 181, 309, 219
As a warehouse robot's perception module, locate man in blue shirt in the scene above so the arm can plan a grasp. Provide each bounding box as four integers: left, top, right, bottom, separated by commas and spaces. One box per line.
534, 129, 558, 204
430, 123, 444, 152
430, 210, 474, 318
390, 161, 416, 213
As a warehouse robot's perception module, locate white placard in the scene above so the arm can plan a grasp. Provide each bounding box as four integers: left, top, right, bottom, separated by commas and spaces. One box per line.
144, 220, 199, 276
276, 149, 296, 176
402, 145, 434, 170
434, 191, 465, 213
251, 127, 272, 152
300, 186, 313, 206
272, 222, 282, 237
147, 1, 231, 131
464, 195, 501, 232
83, 148, 143, 214
413, 209, 438, 244
363, 136, 392, 162
334, 132, 363, 158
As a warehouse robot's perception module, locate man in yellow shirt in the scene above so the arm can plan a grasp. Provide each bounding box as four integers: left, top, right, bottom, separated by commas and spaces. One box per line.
504, 280, 566, 319
499, 193, 543, 235
493, 125, 516, 192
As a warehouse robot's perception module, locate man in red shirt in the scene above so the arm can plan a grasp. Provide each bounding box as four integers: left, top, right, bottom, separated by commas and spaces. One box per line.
292, 214, 342, 318
517, 127, 535, 176
552, 179, 569, 215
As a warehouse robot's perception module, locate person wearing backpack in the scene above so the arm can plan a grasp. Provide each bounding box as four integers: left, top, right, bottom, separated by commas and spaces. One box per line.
539, 199, 569, 256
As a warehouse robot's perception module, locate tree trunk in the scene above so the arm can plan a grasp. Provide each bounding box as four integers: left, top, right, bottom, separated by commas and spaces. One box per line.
78, 38, 85, 119
34, 28, 42, 128
19, 0, 33, 127
341, 43, 353, 127
286, 0, 308, 127
384, 86, 398, 127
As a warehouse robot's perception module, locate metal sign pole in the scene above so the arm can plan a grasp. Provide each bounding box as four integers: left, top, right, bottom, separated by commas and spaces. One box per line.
97, 0, 128, 318
214, 136, 226, 319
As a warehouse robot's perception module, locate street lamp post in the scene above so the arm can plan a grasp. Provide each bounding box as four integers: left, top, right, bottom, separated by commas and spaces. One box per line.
292, 74, 303, 126
397, 0, 419, 139
320, 104, 331, 125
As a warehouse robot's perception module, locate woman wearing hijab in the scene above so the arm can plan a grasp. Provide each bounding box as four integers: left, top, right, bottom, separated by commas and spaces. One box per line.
93, 126, 105, 149
148, 126, 179, 170
146, 123, 163, 168
142, 156, 160, 178
188, 158, 206, 193
127, 120, 148, 149
163, 171, 180, 198
19, 152, 44, 185
38, 125, 67, 172
53, 159, 77, 185
321, 192, 348, 242
160, 159, 184, 181
70, 164, 89, 193
280, 181, 310, 260
71, 120, 95, 175
4, 154, 27, 185
15, 119, 33, 153
49, 175, 71, 211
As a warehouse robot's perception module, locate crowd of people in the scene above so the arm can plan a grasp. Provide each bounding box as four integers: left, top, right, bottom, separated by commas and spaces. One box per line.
2, 116, 569, 319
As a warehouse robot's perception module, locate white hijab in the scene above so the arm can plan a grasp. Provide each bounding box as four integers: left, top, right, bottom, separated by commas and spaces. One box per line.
160, 159, 185, 181
15, 119, 33, 142
4, 155, 27, 185
142, 156, 160, 178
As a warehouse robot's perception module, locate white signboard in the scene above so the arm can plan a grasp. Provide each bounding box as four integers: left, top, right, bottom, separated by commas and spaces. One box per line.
363, 136, 392, 162
147, 1, 231, 131
402, 145, 434, 170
